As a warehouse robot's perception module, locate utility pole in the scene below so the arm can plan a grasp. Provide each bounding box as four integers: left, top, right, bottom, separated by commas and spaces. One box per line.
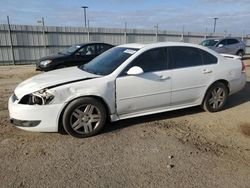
213, 17, 218, 34
81, 6, 88, 28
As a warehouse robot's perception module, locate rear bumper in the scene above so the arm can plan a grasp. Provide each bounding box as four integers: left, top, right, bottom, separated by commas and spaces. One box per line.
229, 73, 246, 95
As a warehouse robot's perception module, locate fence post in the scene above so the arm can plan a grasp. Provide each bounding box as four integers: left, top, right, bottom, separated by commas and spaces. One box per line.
7, 16, 15, 65
87, 20, 90, 42
42, 17, 46, 56
124, 22, 127, 43
154, 24, 158, 42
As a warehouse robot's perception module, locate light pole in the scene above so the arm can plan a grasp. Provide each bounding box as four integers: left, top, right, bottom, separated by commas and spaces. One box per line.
213, 17, 218, 34
81, 6, 88, 28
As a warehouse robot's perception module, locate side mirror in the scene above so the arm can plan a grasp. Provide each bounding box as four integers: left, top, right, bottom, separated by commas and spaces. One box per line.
127, 66, 144, 75
75, 52, 81, 56
218, 44, 224, 48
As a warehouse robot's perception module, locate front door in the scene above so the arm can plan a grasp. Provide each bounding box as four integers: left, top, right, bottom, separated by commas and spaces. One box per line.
116, 48, 172, 117
72, 44, 97, 66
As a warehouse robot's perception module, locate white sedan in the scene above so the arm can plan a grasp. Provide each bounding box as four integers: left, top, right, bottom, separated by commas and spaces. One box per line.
8, 42, 246, 138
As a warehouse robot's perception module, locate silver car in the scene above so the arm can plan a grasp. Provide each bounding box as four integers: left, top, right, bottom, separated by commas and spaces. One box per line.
200, 37, 246, 57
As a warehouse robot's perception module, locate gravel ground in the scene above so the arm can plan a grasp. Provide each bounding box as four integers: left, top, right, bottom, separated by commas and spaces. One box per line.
0, 60, 250, 188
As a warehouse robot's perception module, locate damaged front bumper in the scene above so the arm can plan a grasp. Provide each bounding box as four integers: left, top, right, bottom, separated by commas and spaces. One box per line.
8, 94, 64, 132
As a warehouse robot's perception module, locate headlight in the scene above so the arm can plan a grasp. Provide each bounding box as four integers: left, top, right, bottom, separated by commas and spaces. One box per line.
19, 89, 54, 105
40, 60, 52, 67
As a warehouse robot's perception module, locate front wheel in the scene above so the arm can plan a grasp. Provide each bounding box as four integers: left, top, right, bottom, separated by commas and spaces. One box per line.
62, 97, 107, 138
202, 82, 228, 112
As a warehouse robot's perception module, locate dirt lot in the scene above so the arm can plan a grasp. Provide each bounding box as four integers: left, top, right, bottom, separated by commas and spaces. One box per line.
0, 61, 250, 188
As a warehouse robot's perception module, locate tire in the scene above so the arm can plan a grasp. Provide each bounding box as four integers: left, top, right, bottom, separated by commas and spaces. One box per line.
236, 50, 244, 57
62, 97, 107, 138
202, 82, 228, 112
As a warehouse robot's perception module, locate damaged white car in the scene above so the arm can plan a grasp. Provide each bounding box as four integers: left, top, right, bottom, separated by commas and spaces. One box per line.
8, 42, 246, 138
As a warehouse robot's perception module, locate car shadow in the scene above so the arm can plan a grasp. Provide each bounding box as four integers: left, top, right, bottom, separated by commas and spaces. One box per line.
225, 81, 250, 109
103, 81, 250, 134
103, 106, 203, 134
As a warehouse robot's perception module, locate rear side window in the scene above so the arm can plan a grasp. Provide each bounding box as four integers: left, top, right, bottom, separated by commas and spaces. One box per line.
128, 48, 166, 73
171, 47, 203, 68
227, 39, 239, 45
96, 44, 112, 54
202, 51, 217, 65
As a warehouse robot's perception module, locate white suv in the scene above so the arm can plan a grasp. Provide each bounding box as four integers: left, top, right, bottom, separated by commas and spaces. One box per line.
8, 42, 246, 138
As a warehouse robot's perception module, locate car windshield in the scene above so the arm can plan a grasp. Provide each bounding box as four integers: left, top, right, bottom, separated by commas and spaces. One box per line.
79, 47, 138, 75
60, 44, 82, 54
200, 39, 219, 47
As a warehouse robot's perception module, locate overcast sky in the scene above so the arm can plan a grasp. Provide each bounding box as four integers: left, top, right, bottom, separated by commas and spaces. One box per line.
0, 0, 250, 35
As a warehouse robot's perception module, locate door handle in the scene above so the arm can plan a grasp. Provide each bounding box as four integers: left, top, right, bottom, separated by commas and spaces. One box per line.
202, 69, 212, 74
158, 75, 171, 80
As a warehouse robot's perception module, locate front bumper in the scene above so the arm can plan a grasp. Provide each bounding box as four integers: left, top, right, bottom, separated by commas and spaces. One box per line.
8, 94, 65, 132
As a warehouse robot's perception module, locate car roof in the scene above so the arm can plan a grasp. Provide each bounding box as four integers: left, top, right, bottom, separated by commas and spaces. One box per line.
118, 42, 206, 50
75, 42, 113, 46
204, 37, 240, 41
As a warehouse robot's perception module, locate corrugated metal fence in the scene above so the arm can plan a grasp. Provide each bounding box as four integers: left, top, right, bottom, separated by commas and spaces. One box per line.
0, 24, 249, 65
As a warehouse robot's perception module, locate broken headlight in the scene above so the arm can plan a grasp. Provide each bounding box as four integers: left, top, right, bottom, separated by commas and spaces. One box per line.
19, 89, 54, 105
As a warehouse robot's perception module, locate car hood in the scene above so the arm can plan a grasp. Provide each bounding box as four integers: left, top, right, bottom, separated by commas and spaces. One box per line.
39, 53, 70, 61
15, 67, 99, 98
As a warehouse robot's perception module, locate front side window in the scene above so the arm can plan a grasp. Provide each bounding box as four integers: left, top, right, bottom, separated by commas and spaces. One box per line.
200, 39, 219, 47
127, 48, 166, 73
217, 39, 227, 46
171, 47, 203, 68
78, 45, 96, 56
79, 47, 138, 75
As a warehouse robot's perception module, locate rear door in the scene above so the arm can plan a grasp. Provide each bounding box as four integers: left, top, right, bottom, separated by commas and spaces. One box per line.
226, 39, 241, 54
170, 46, 217, 107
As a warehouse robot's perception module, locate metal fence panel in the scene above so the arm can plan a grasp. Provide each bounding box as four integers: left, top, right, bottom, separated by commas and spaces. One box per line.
0, 24, 249, 65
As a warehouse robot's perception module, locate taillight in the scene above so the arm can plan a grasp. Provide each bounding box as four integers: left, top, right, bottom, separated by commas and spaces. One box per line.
241, 61, 246, 73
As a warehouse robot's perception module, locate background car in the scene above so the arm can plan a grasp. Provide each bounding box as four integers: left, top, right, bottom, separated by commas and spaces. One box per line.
36, 42, 114, 71
9, 42, 246, 138
200, 37, 246, 57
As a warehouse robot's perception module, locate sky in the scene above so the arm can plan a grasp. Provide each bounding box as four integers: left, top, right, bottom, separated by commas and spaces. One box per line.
0, 0, 250, 35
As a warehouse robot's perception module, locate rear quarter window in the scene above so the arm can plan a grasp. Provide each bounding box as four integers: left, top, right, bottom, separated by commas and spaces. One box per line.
202, 51, 218, 65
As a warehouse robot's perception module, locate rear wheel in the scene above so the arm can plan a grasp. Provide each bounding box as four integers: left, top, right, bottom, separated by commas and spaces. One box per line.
236, 50, 244, 57
62, 97, 107, 138
202, 82, 228, 112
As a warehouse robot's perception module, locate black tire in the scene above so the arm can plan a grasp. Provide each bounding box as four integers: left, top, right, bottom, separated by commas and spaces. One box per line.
236, 50, 244, 57
62, 97, 107, 138
202, 82, 228, 112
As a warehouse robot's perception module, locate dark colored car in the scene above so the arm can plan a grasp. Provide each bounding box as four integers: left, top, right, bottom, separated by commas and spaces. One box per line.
36, 42, 114, 71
